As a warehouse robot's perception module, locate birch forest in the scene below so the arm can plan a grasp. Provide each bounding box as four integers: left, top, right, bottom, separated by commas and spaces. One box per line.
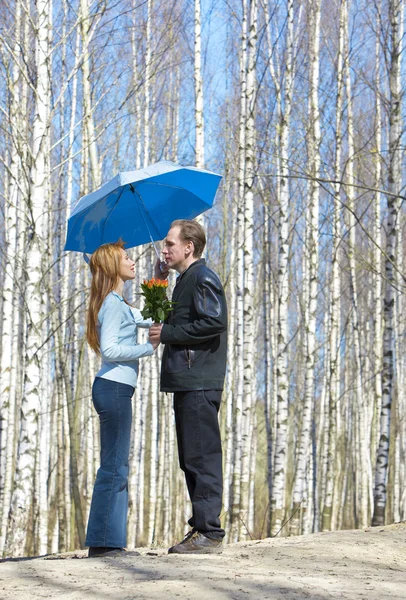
0, 0, 405, 558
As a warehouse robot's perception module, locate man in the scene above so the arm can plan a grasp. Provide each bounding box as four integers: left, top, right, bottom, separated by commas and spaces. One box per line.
149, 219, 228, 554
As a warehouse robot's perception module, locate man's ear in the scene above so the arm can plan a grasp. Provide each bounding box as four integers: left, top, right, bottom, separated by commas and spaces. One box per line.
185, 240, 194, 257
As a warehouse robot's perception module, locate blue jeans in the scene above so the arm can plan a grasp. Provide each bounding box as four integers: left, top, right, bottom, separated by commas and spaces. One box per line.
85, 377, 134, 548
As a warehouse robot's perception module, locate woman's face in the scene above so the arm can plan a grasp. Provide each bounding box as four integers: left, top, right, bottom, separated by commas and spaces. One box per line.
118, 248, 135, 281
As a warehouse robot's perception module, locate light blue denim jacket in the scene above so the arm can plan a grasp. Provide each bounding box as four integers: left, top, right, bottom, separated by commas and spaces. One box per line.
96, 291, 153, 388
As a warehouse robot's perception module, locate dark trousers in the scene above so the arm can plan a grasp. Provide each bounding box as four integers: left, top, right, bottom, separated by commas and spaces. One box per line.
173, 389, 225, 539
85, 377, 134, 549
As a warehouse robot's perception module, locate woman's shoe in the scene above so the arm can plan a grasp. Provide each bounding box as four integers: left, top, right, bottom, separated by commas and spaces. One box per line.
88, 546, 124, 558
88, 547, 140, 558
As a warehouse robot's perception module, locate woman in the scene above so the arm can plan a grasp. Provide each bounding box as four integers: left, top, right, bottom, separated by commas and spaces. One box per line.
85, 240, 158, 558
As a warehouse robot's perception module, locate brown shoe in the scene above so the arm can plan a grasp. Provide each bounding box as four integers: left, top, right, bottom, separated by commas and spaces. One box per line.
168, 531, 223, 554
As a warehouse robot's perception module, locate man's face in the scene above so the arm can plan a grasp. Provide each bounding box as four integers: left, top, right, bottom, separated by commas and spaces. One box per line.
162, 226, 190, 271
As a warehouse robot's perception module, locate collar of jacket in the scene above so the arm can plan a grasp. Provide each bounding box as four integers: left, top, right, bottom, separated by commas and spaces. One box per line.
112, 291, 124, 301
176, 258, 206, 284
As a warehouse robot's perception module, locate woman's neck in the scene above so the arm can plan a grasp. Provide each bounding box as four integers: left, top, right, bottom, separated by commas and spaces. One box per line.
114, 279, 125, 297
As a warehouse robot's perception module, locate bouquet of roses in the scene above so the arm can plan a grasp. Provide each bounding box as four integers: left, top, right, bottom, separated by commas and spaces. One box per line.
140, 278, 175, 323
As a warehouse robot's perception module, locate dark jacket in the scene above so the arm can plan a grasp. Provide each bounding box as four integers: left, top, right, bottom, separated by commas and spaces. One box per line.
160, 259, 228, 392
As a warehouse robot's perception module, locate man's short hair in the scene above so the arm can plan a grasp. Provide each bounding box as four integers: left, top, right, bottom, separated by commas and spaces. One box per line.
171, 219, 206, 258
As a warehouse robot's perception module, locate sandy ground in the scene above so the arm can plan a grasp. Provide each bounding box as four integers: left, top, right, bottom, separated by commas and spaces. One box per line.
0, 522, 405, 600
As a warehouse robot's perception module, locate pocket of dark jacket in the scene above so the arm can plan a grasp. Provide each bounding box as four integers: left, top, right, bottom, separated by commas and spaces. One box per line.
164, 345, 190, 373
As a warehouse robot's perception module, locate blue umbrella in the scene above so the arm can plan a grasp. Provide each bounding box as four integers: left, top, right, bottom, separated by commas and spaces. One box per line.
64, 160, 222, 255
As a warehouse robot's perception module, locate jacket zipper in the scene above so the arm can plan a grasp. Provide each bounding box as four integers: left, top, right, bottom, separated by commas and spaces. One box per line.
187, 348, 191, 369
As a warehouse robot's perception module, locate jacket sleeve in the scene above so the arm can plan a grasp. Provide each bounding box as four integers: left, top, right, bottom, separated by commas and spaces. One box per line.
99, 297, 154, 361
160, 275, 227, 345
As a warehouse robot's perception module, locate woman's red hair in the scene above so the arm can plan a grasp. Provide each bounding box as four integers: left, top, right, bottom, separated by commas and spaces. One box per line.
86, 240, 126, 354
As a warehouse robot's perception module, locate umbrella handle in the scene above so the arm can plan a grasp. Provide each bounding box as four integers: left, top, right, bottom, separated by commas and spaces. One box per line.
151, 241, 161, 261
151, 242, 169, 275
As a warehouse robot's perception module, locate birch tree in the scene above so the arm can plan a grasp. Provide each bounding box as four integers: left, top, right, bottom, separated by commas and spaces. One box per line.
372, 5, 383, 491
271, 0, 294, 536
194, 0, 204, 169
9, 0, 52, 557
343, 0, 371, 526
0, 0, 25, 554
80, 0, 101, 187
372, 0, 404, 527
240, 0, 258, 539
322, 0, 345, 532
290, 0, 320, 535
144, 0, 153, 166
229, 0, 248, 542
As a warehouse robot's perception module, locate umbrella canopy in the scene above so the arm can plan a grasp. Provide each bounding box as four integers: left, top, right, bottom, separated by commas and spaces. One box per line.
64, 161, 222, 254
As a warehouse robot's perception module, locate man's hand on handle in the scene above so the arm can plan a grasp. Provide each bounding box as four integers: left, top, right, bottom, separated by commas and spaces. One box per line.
154, 258, 170, 280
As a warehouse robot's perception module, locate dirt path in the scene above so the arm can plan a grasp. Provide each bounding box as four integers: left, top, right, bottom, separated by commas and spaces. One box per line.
1, 523, 405, 599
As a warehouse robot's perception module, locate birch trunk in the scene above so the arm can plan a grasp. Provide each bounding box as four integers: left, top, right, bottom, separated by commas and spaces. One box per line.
131, 0, 143, 170
194, 0, 205, 227
372, 0, 403, 527
144, 0, 152, 166
372, 17, 383, 493
223, 179, 237, 536
0, 0, 24, 556
148, 352, 159, 545
229, 0, 248, 542
162, 389, 172, 543
271, 0, 294, 536
80, 0, 101, 188
343, 0, 371, 526
393, 117, 404, 523
290, 0, 320, 536
9, 0, 52, 556
263, 197, 274, 538
240, 0, 257, 539
321, 0, 345, 531
262, 0, 281, 538
137, 350, 149, 543
173, 66, 181, 163
194, 0, 204, 169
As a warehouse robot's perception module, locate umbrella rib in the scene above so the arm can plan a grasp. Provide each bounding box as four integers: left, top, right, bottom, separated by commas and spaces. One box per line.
130, 184, 161, 258
141, 181, 184, 190
101, 185, 126, 244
